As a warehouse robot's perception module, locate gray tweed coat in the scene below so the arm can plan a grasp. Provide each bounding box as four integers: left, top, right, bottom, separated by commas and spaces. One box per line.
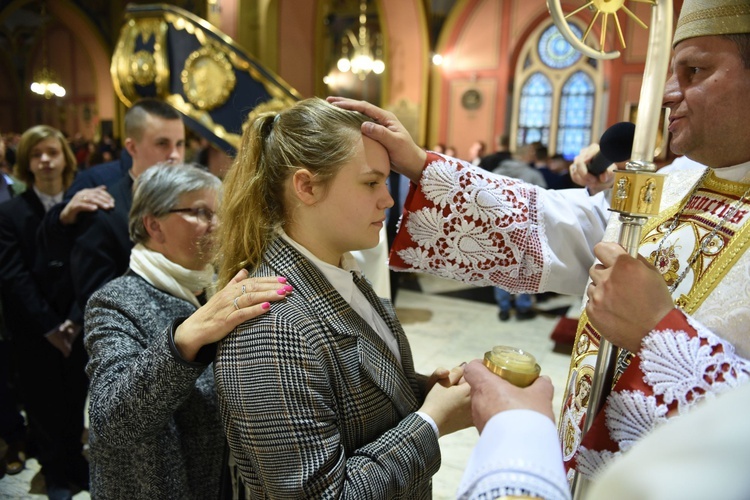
84, 273, 224, 499
215, 238, 440, 499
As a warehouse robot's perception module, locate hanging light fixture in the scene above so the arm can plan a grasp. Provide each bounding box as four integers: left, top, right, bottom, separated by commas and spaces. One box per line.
30, 2, 66, 99
336, 0, 385, 80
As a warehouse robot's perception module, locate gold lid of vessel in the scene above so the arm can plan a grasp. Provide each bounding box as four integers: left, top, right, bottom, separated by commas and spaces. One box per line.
483, 346, 540, 388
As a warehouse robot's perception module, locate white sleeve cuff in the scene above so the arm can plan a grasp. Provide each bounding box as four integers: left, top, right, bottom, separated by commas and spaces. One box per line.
415, 411, 440, 439
457, 409, 570, 500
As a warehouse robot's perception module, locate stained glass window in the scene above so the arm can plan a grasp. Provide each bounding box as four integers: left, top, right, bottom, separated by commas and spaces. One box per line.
513, 21, 600, 161
558, 71, 595, 159
518, 72, 552, 147
538, 24, 582, 69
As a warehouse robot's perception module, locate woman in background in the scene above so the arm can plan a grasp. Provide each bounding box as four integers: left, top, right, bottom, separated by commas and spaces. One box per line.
214, 98, 472, 499
84, 164, 291, 498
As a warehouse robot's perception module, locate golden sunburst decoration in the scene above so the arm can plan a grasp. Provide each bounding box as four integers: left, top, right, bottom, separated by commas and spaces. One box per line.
562, 0, 655, 53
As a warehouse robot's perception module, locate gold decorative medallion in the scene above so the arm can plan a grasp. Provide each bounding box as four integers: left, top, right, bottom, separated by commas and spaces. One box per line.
130, 50, 157, 86
700, 232, 725, 256
649, 242, 681, 288
113, 4, 301, 153
181, 45, 236, 111
576, 333, 590, 355
111, 17, 168, 107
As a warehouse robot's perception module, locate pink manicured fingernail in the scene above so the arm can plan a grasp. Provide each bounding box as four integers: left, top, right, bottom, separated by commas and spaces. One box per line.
283, 285, 294, 292
277, 277, 287, 283
277, 289, 287, 295
261, 302, 271, 310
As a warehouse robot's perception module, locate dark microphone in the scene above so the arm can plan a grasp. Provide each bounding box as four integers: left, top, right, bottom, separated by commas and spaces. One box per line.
587, 122, 636, 176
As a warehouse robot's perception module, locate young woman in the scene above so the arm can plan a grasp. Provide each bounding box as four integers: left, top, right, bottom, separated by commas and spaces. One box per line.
84, 164, 291, 498
214, 98, 472, 499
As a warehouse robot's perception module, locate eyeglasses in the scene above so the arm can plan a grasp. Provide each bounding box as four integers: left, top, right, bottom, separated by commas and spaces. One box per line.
167, 207, 216, 223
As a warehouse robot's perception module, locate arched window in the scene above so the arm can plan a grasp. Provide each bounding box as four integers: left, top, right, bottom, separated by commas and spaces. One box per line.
512, 22, 602, 160
558, 71, 596, 159
518, 73, 552, 146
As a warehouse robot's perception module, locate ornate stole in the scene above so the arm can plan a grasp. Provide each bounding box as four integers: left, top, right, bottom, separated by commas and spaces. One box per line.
559, 170, 750, 478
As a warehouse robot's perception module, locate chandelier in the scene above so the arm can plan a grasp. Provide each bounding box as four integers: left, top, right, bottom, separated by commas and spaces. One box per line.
336, 0, 384, 80
31, 67, 66, 99
30, 2, 66, 99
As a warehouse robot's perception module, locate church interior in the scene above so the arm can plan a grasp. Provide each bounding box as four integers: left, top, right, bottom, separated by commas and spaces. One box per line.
0, 0, 690, 498
0, 0, 684, 163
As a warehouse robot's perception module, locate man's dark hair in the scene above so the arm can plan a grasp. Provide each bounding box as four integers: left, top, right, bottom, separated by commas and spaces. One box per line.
724, 33, 750, 69
124, 98, 182, 140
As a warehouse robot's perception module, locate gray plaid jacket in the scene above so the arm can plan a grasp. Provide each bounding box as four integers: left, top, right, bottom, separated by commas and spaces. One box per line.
85, 275, 224, 499
215, 238, 440, 499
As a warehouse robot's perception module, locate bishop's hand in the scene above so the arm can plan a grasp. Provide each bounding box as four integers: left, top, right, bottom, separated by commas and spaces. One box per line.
586, 242, 675, 353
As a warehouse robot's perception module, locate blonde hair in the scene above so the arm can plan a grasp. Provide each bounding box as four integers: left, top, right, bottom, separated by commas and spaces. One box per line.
14, 125, 76, 189
216, 97, 372, 287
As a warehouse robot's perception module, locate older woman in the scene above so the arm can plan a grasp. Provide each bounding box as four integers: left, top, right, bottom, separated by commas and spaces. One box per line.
0, 125, 88, 497
84, 164, 292, 498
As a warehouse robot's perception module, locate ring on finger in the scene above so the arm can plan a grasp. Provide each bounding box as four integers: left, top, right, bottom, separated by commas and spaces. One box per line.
82, 196, 89, 201
233, 296, 241, 311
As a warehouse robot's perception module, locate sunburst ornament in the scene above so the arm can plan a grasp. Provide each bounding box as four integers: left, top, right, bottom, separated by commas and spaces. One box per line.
548, 0, 655, 57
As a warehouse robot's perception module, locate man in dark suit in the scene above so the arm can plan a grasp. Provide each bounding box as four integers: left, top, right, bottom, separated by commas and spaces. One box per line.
0, 173, 14, 204
0, 132, 27, 480
478, 134, 512, 171
386, 171, 411, 301
67, 99, 185, 317
39, 141, 132, 249
0, 135, 23, 204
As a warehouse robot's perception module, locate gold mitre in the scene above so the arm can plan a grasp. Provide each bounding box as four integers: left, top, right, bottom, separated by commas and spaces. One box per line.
674, 0, 750, 46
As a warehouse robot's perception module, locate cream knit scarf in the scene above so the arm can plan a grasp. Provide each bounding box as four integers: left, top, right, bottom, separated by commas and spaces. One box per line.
129, 243, 215, 308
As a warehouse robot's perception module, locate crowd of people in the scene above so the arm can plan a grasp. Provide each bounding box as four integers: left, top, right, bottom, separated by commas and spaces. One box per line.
0, 100, 252, 498
0, 0, 749, 498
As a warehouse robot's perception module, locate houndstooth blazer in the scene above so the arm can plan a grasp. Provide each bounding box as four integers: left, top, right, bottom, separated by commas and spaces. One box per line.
215, 238, 441, 499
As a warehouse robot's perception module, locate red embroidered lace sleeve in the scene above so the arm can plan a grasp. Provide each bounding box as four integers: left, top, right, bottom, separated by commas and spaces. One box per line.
576, 308, 750, 478
389, 152, 609, 295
